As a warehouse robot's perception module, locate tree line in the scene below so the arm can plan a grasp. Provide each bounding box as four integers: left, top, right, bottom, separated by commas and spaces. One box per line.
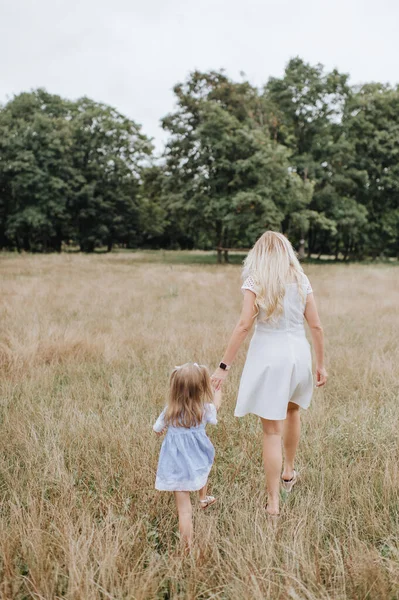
0, 57, 398, 259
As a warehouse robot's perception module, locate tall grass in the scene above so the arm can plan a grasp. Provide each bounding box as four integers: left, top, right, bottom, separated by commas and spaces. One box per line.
0, 253, 398, 599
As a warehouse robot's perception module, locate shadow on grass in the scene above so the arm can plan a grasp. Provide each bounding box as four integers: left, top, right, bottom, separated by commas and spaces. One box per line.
99, 250, 247, 266
99, 249, 399, 267
8, 247, 395, 267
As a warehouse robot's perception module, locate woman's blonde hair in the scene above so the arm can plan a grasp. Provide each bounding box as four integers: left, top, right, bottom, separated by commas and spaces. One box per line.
165, 363, 213, 428
243, 231, 305, 322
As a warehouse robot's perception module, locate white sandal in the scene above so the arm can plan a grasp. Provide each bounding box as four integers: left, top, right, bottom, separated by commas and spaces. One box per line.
281, 470, 299, 492
199, 496, 217, 509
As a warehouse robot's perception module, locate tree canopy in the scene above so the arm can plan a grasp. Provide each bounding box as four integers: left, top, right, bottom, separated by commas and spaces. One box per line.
0, 58, 398, 259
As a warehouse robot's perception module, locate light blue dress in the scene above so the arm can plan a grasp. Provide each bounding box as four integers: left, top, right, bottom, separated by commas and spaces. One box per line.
153, 403, 217, 491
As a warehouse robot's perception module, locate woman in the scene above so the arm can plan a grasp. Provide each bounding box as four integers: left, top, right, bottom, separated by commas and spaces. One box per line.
211, 231, 327, 517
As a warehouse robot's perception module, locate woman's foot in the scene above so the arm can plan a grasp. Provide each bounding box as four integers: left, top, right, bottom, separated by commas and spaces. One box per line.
199, 496, 217, 509
281, 469, 298, 492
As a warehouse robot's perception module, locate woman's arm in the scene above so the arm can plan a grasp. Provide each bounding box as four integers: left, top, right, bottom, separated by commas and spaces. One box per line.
211, 290, 256, 390
304, 293, 328, 387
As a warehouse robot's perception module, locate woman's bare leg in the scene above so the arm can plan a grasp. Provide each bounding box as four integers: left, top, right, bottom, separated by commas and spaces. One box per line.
174, 491, 193, 548
261, 418, 283, 515
282, 402, 300, 481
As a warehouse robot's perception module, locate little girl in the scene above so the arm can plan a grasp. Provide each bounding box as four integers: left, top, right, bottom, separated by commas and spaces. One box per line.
153, 362, 221, 547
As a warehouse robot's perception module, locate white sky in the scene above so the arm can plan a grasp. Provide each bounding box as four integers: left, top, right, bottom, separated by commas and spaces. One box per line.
1, 0, 398, 152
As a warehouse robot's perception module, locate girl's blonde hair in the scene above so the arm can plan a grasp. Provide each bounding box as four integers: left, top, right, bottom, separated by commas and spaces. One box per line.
243, 231, 305, 322
165, 363, 213, 428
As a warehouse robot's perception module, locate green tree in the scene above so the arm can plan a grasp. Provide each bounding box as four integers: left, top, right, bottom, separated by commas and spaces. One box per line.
343, 84, 399, 257
0, 90, 75, 251
1, 62, 398, 259
264, 58, 377, 259
137, 166, 167, 247
162, 70, 312, 260
69, 97, 152, 252
265, 57, 350, 177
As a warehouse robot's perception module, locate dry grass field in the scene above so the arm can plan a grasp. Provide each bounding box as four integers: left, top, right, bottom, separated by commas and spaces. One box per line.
0, 252, 398, 599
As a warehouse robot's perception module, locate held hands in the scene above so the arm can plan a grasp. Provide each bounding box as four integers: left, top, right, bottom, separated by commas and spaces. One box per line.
316, 365, 328, 387
211, 367, 229, 391
154, 428, 167, 437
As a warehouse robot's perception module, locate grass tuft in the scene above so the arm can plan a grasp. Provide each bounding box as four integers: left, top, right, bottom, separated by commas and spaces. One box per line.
0, 252, 398, 598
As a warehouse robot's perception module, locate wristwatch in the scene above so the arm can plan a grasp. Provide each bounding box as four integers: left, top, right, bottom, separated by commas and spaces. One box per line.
219, 362, 231, 371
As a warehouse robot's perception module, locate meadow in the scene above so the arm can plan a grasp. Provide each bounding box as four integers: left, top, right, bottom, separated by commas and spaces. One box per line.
0, 252, 398, 599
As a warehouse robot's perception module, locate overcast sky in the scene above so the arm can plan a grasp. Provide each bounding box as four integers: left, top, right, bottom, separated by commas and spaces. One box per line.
1, 0, 398, 151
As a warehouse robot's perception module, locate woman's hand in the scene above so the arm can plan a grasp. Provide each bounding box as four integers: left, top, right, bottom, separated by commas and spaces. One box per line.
316, 366, 328, 387
211, 367, 229, 391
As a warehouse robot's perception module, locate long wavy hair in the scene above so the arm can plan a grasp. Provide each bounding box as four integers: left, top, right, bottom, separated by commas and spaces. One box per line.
164, 362, 213, 428
243, 231, 305, 322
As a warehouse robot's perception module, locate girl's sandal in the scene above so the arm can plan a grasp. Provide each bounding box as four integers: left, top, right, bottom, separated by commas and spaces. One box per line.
281, 469, 298, 493
199, 496, 217, 510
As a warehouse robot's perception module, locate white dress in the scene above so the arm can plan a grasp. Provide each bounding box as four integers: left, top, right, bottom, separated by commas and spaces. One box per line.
234, 274, 313, 421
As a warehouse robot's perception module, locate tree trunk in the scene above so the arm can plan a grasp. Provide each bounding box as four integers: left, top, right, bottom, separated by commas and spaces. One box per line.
308, 230, 316, 259
223, 249, 229, 263
54, 236, 62, 253
107, 241, 113, 252
298, 238, 305, 261
83, 240, 95, 253
335, 240, 340, 261
343, 236, 351, 261
216, 222, 223, 264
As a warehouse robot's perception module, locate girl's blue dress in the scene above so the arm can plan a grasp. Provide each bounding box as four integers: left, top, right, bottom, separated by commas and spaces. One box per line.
153, 404, 217, 491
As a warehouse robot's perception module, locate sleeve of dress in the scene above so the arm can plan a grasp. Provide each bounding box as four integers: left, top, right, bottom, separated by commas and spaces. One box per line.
303, 275, 313, 295
153, 408, 167, 432
241, 275, 256, 294
204, 403, 218, 425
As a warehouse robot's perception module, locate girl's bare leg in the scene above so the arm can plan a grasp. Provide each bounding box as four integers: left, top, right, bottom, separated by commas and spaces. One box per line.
198, 483, 207, 502
174, 491, 193, 548
282, 402, 300, 480
261, 418, 283, 515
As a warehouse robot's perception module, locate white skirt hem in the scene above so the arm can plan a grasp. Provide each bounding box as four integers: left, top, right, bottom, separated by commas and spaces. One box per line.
234, 399, 310, 421
155, 472, 210, 492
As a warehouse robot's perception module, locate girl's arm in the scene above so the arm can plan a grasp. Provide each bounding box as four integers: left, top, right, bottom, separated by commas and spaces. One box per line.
304, 294, 328, 387
153, 408, 167, 436
211, 290, 256, 390
213, 389, 222, 411
204, 402, 218, 425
